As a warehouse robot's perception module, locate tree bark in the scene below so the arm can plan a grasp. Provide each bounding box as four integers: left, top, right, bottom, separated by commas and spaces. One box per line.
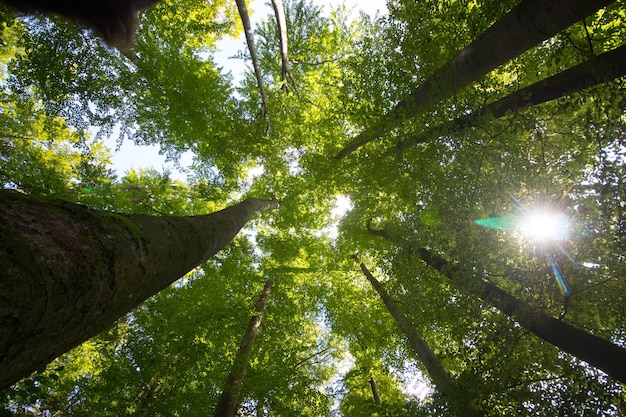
235, 0, 269, 116
369, 376, 382, 405
213, 279, 273, 417
354, 255, 483, 417
334, 0, 615, 159
270, 0, 299, 96
399, 44, 626, 150
0, 191, 279, 389
418, 248, 626, 384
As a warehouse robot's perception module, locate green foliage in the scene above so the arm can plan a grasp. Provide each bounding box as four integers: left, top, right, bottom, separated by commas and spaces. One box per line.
2, 0, 626, 415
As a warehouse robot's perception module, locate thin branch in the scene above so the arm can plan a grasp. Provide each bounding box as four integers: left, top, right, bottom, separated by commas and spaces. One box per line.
294, 346, 333, 369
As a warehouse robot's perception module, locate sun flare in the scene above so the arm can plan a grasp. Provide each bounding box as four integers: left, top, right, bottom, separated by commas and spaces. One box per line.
519, 211, 569, 242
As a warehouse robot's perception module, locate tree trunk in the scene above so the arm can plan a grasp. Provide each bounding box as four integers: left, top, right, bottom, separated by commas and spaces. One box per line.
418, 248, 626, 384
369, 376, 382, 405
400, 44, 626, 150
256, 396, 265, 417
270, 0, 299, 96
354, 255, 483, 417
0, 191, 279, 389
334, 0, 614, 159
235, 0, 269, 116
213, 279, 273, 417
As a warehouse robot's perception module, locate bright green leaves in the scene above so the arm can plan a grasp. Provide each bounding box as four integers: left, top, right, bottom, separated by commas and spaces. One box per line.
2, 0, 626, 415
0, 97, 114, 196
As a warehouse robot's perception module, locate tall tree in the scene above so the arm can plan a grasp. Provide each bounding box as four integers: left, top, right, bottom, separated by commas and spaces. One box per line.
417, 247, 626, 384
0, 192, 279, 389
213, 279, 273, 417
399, 44, 626, 151
354, 255, 482, 417
270, 0, 299, 95
334, 0, 614, 158
236, 0, 269, 117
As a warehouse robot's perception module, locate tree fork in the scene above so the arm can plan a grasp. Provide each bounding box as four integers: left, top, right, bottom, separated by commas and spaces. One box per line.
0, 191, 279, 389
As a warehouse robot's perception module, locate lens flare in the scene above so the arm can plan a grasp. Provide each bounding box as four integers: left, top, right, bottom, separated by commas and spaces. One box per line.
519, 211, 569, 242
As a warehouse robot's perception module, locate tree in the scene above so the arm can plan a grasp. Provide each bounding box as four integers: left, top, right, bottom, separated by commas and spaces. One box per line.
270, 0, 299, 95
399, 44, 626, 152
334, 0, 615, 158
213, 278, 273, 417
2, 0, 625, 414
236, 0, 269, 117
417, 247, 626, 384
0, 0, 159, 49
354, 255, 482, 417
0, 192, 279, 389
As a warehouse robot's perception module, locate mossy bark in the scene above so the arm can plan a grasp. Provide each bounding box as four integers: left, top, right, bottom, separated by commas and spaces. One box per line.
0, 191, 279, 389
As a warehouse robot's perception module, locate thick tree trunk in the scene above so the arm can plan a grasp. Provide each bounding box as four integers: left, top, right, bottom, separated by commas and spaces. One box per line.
235, 0, 269, 116
334, 0, 615, 159
0, 191, 279, 389
354, 255, 483, 417
0, 0, 159, 50
418, 248, 626, 384
213, 279, 273, 417
400, 44, 626, 150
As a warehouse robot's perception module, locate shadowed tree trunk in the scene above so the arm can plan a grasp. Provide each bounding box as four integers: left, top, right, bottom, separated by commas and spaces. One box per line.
398, 44, 626, 151
235, 0, 269, 116
0, 0, 160, 50
369, 376, 382, 405
0, 191, 279, 389
418, 248, 626, 384
335, 0, 615, 159
213, 279, 273, 417
353, 255, 483, 417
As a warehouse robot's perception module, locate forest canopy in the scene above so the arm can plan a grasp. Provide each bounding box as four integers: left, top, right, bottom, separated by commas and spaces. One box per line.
1, 0, 625, 415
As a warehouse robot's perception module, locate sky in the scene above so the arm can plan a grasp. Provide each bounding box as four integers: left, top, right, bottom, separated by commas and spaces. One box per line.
106, 0, 388, 182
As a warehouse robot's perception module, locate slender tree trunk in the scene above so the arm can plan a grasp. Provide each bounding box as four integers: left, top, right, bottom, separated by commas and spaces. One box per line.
369, 376, 382, 405
334, 0, 614, 159
418, 248, 626, 384
0, 191, 279, 389
270, 0, 299, 96
354, 255, 483, 417
399, 44, 626, 150
213, 279, 273, 417
235, 0, 269, 116
256, 396, 265, 417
